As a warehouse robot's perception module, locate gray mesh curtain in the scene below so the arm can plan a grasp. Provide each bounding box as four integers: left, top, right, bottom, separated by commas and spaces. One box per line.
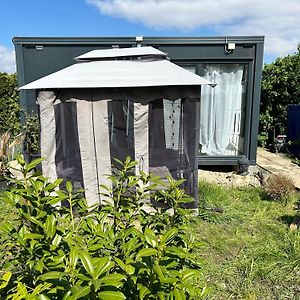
148, 98, 199, 208
54, 102, 84, 190
38, 89, 200, 207
108, 100, 135, 168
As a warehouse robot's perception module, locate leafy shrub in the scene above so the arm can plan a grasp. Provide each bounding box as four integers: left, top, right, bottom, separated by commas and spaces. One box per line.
0, 156, 208, 299
23, 113, 40, 155
0, 73, 21, 137
264, 174, 295, 203
0, 72, 40, 157
0, 131, 25, 177
258, 111, 274, 148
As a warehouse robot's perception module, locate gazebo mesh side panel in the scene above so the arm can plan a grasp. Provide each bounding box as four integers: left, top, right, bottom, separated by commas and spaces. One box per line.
54, 102, 84, 191
149, 98, 199, 208
108, 100, 135, 169
39, 90, 200, 206
181, 98, 200, 206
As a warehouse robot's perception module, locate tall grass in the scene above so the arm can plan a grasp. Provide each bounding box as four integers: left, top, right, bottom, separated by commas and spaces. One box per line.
195, 181, 300, 299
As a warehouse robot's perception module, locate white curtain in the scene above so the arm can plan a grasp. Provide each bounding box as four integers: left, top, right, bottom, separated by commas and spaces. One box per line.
200, 65, 244, 155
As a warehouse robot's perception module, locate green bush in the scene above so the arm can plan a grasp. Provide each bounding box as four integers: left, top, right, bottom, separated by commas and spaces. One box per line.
0, 72, 40, 156
0, 73, 21, 136
0, 157, 208, 299
23, 113, 40, 155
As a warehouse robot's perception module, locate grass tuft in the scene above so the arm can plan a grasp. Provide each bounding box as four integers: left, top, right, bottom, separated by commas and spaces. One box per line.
264, 174, 296, 203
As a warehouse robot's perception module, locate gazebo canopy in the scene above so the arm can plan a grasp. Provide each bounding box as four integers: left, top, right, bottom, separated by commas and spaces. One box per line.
19, 46, 213, 90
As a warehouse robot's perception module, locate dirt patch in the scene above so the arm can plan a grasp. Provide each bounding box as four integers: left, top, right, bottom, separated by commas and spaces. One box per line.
198, 167, 263, 187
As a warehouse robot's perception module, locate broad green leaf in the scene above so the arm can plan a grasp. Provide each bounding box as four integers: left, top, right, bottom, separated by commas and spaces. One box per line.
45, 178, 64, 191
73, 285, 91, 299
94, 256, 114, 279
16, 282, 28, 296
92, 278, 102, 291
32, 283, 52, 296
101, 273, 126, 285
34, 180, 45, 191
153, 265, 177, 284
166, 246, 189, 259
25, 157, 44, 172
0, 272, 11, 289
124, 226, 141, 239
0, 223, 14, 235
76, 273, 91, 282
153, 265, 165, 283
98, 291, 126, 300
157, 291, 165, 300
162, 228, 178, 245
66, 181, 73, 194
23, 213, 44, 228
115, 257, 126, 271
115, 257, 135, 275
181, 269, 198, 282
33, 283, 47, 292
1, 191, 16, 205
35, 260, 45, 273
123, 237, 142, 254
136, 248, 158, 260
62, 290, 72, 300
18, 225, 27, 239
47, 255, 65, 267
48, 197, 64, 205
44, 214, 56, 239
16, 154, 26, 166
51, 234, 62, 250
79, 251, 94, 277
163, 260, 179, 270
144, 228, 157, 247
99, 184, 111, 192
138, 284, 151, 299
24, 233, 44, 240
125, 264, 135, 275
174, 288, 186, 300
178, 196, 193, 204
39, 271, 66, 281
69, 247, 79, 268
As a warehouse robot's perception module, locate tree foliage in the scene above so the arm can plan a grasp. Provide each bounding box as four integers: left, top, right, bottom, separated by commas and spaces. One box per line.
259, 45, 300, 147
0, 73, 21, 136
24, 113, 40, 155
0, 72, 40, 155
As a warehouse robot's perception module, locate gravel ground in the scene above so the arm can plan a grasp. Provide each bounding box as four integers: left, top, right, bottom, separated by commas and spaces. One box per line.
198, 167, 263, 187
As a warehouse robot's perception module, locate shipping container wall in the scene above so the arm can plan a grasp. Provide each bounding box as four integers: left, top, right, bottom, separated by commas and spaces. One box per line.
13, 36, 264, 166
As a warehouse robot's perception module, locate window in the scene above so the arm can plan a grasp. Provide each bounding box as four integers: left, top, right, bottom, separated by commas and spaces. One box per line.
198, 63, 248, 156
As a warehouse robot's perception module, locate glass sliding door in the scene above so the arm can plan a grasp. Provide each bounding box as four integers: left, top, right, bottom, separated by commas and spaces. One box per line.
198, 63, 248, 156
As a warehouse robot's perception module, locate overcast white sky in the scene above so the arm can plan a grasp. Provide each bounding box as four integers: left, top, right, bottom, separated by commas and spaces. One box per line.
1, 0, 299, 73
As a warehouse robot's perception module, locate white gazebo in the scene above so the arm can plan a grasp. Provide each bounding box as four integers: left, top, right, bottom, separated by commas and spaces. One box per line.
20, 46, 214, 207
